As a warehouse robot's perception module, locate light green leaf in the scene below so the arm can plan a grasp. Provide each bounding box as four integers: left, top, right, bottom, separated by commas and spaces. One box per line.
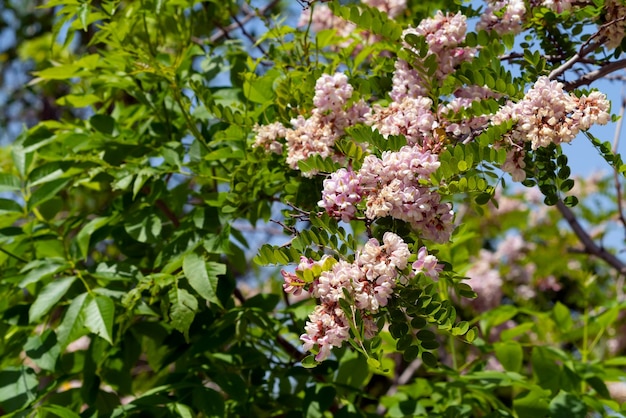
78, 2, 89, 30
494, 341, 523, 372
183, 254, 223, 307
0, 173, 20, 192
552, 302, 573, 332
513, 389, 551, 418
40, 405, 82, 418
24, 330, 60, 372
0, 366, 38, 411
56, 93, 101, 108
56, 292, 89, 350
29, 276, 77, 323
33, 64, 82, 80
83, 294, 115, 344
19, 259, 70, 288
11, 144, 32, 178
169, 286, 198, 340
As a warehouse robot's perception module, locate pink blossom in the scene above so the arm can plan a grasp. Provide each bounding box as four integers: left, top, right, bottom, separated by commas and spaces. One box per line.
477, 0, 526, 35
366, 97, 439, 148
464, 249, 503, 312
358, 147, 454, 242
313, 73, 354, 112
363, 0, 406, 18
318, 168, 362, 222
493, 76, 610, 152
252, 122, 286, 154
301, 304, 351, 361
282, 270, 306, 296
412, 246, 443, 279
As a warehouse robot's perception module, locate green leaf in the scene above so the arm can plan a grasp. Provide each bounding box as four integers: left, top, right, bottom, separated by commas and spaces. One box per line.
513, 389, 551, 418
169, 285, 198, 340
183, 254, 224, 308
40, 405, 82, 418
57, 93, 101, 108
549, 390, 586, 418
29, 276, 77, 323
124, 210, 162, 243
56, 292, 89, 350
83, 294, 115, 344
19, 259, 70, 287
0, 198, 22, 214
90, 114, 116, 135
27, 178, 71, 210
421, 351, 437, 367
76, 216, 114, 259
532, 346, 561, 392
0, 173, 21, 192
243, 73, 276, 104
336, 352, 369, 389
552, 302, 573, 332
33, 64, 83, 80
0, 366, 38, 412
494, 341, 523, 372
24, 330, 60, 372
302, 355, 318, 368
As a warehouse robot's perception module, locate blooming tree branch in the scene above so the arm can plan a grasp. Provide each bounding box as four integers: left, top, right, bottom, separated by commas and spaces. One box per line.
556, 199, 626, 274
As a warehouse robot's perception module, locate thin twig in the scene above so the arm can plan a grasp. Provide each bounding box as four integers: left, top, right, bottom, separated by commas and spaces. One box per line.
563, 58, 626, 90
556, 200, 626, 274
0, 246, 28, 263
204, 0, 281, 45
548, 15, 626, 81
231, 12, 267, 56
376, 358, 422, 415
612, 84, 626, 238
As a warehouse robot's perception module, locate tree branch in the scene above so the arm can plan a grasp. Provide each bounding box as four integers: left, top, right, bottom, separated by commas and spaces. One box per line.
611, 86, 626, 237
563, 58, 626, 90
204, 0, 281, 45
549, 14, 626, 81
556, 200, 626, 274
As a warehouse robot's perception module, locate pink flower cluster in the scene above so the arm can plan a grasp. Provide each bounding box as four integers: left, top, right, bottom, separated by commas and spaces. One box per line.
281, 255, 333, 296
392, 11, 475, 102
492, 76, 610, 180
540, 0, 577, 13
317, 168, 362, 222
252, 73, 369, 175
464, 235, 539, 312
412, 246, 444, 281
252, 122, 286, 154
285, 232, 441, 361
367, 96, 440, 150
477, 0, 526, 35
298, 0, 407, 51
438, 85, 500, 142
494, 76, 610, 149
319, 146, 454, 243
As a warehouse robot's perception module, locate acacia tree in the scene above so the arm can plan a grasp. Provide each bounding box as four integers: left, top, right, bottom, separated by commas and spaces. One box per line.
2, 0, 626, 416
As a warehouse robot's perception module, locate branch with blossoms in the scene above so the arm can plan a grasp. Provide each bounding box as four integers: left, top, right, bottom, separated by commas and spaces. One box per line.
246, 0, 626, 367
